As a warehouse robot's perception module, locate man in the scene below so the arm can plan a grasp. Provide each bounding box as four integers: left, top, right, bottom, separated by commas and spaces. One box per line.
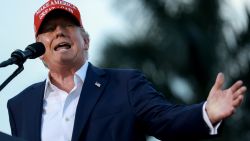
7, 0, 247, 141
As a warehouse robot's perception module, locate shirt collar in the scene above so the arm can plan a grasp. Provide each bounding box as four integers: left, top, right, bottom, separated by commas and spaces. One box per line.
75, 61, 89, 83
44, 61, 89, 95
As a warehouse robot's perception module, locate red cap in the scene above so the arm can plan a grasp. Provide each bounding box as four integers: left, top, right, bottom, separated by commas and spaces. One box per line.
34, 0, 83, 36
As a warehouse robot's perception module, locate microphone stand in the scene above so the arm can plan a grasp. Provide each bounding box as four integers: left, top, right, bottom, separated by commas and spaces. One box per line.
0, 65, 24, 92
0, 42, 45, 92
0, 50, 26, 92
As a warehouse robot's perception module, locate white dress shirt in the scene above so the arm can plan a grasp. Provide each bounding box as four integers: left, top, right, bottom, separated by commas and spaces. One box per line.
41, 62, 219, 141
202, 102, 221, 134
41, 62, 88, 141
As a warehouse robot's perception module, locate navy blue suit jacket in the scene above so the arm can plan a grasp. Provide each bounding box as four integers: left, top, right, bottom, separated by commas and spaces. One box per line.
0, 132, 26, 141
8, 63, 211, 141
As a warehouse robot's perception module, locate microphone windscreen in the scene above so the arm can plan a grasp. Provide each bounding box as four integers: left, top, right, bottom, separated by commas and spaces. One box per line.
26, 42, 45, 59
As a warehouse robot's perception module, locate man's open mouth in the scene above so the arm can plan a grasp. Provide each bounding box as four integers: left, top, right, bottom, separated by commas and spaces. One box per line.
54, 42, 71, 51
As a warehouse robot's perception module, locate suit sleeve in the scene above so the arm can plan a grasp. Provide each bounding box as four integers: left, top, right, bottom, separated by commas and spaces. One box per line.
7, 100, 17, 136
127, 71, 212, 140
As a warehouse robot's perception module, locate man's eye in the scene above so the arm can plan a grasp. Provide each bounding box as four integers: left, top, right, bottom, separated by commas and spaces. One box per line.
64, 23, 74, 27
44, 26, 55, 32
40, 26, 55, 33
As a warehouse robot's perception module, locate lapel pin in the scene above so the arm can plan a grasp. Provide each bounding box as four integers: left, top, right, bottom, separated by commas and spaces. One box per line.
95, 82, 101, 87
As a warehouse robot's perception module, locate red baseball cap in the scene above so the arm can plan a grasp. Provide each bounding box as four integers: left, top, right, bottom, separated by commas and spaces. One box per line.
34, 0, 83, 36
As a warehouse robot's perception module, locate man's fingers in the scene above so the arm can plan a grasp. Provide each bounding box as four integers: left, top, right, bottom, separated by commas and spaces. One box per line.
233, 95, 244, 107
230, 80, 243, 93
233, 86, 247, 99
213, 73, 224, 90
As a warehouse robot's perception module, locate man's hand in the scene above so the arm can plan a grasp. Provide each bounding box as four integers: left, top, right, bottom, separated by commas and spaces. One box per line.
206, 73, 247, 124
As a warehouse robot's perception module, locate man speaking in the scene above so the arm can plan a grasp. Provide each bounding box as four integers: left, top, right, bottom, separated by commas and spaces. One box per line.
7, 0, 247, 141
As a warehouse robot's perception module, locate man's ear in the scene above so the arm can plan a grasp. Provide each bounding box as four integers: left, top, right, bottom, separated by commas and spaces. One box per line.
84, 37, 90, 50
84, 37, 90, 44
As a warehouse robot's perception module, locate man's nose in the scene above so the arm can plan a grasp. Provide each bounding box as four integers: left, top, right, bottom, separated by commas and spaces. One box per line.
54, 25, 66, 37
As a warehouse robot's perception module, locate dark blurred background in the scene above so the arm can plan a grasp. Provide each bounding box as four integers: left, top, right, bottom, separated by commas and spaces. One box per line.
97, 0, 250, 141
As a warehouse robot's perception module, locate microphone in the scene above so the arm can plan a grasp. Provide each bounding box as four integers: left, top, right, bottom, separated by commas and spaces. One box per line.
0, 42, 45, 67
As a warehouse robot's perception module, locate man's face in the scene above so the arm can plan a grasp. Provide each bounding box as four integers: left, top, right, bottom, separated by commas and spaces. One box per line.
36, 13, 89, 70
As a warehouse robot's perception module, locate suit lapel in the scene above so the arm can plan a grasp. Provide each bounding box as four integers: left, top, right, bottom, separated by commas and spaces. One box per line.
24, 82, 45, 141
71, 64, 108, 141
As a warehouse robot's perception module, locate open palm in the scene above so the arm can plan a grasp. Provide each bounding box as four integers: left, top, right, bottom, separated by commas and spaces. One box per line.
206, 73, 247, 124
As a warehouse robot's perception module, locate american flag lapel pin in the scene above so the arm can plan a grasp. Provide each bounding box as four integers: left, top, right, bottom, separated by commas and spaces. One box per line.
95, 82, 101, 88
